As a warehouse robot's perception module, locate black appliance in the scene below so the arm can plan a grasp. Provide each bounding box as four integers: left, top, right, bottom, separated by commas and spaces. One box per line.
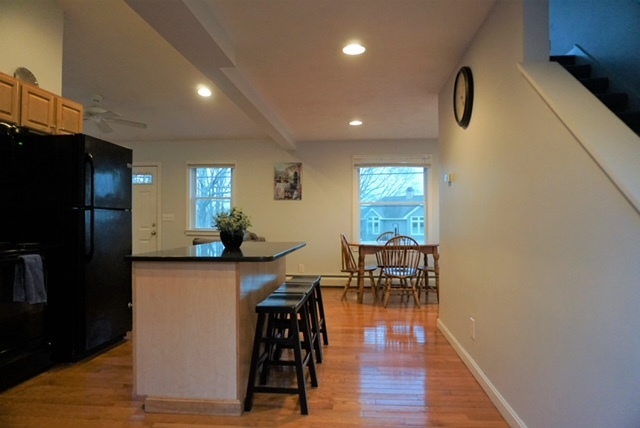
0, 126, 132, 365
0, 242, 54, 391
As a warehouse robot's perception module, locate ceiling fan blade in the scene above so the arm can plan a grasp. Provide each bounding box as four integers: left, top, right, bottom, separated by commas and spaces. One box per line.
84, 109, 120, 121
95, 119, 113, 133
107, 117, 148, 129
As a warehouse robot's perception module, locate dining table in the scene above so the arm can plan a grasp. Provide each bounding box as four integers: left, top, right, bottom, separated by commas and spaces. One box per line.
355, 242, 439, 304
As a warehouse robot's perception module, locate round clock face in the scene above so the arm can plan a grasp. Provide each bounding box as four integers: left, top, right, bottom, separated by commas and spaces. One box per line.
14, 67, 39, 86
453, 66, 473, 129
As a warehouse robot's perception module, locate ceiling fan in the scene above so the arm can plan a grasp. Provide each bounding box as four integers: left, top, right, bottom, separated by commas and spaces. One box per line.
83, 94, 147, 133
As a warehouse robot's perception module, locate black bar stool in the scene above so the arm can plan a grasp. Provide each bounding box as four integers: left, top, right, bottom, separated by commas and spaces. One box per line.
286, 275, 328, 346
272, 282, 323, 364
245, 293, 318, 415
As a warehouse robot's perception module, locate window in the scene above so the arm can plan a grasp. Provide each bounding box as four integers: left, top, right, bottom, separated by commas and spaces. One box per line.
132, 173, 153, 184
367, 216, 380, 235
188, 165, 233, 230
410, 216, 425, 235
354, 156, 429, 244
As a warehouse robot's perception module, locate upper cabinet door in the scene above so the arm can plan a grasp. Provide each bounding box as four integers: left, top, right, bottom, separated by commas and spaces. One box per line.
20, 83, 56, 134
56, 97, 84, 134
0, 73, 20, 125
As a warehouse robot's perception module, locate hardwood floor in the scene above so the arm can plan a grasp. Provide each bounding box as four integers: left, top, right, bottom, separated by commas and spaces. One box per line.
0, 288, 507, 427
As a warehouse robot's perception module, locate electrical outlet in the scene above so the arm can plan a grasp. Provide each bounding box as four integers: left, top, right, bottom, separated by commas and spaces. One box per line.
470, 317, 476, 341
298, 264, 305, 273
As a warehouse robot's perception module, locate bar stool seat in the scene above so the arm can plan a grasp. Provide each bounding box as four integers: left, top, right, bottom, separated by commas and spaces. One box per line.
272, 282, 323, 363
286, 275, 328, 346
245, 293, 318, 415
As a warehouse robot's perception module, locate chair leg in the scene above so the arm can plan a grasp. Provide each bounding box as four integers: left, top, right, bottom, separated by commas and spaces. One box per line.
340, 272, 354, 300
376, 270, 384, 296
383, 278, 392, 308
410, 278, 421, 308
367, 271, 378, 301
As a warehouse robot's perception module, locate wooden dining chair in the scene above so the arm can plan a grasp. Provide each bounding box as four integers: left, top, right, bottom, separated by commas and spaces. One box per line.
417, 256, 439, 303
379, 235, 421, 308
340, 234, 378, 301
376, 231, 395, 243
374, 231, 396, 293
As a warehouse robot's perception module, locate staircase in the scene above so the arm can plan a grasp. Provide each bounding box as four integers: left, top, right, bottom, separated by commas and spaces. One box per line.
550, 55, 640, 135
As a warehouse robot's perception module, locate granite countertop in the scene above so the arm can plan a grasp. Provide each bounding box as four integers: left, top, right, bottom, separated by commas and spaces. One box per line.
126, 241, 306, 262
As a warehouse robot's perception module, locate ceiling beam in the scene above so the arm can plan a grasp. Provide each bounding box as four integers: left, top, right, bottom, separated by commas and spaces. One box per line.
125, 0, 296, 150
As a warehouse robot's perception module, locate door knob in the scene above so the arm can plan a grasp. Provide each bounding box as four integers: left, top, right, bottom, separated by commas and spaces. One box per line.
151, 230, 157, 236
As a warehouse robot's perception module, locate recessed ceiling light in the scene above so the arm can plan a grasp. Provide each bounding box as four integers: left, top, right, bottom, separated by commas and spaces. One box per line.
342, 43, 366, 55
197, 86, 212, 97
349, 120, 363, 126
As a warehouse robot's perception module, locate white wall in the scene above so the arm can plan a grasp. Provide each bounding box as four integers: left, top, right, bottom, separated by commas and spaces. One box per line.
126, 138, 440, 278
0, 0, 63, 93
438, 1, 640, 427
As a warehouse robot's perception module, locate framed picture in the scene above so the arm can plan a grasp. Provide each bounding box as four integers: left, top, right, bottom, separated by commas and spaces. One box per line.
274, 162, 302, 200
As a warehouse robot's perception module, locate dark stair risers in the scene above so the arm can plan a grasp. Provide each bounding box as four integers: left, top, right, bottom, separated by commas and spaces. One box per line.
551, 54, 640, 136
550, 55, 577, 66
563, 63, 592, 79
617, 112, 640, 133
580, 77, 609, 93
597, 92, 628, 112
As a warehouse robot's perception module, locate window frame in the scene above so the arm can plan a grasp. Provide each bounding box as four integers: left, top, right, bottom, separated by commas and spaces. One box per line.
186, 162, 235, 234
352, 155, 431, 244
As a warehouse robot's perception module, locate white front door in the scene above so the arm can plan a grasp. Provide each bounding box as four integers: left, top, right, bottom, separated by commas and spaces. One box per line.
132, 165, 159, 254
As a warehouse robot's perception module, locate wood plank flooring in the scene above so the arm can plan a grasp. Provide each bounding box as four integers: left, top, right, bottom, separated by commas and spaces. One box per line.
0, 288, 507, 427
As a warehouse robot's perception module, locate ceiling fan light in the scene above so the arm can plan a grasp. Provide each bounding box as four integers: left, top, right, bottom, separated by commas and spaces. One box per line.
342, 43, 365, 55
197, 86, 212, 97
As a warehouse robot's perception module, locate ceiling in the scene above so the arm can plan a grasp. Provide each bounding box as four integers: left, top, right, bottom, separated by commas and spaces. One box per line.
56, 0, 495, 150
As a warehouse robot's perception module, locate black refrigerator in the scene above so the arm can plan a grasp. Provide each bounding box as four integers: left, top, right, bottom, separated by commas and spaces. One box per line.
1, 130, 133, 363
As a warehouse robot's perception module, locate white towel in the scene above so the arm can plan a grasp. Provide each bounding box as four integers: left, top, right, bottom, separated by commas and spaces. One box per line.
13, 254, 47, 304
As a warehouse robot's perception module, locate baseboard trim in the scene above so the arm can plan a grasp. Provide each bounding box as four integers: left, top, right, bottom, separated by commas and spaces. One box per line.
144, 396, 242, 416
436, 318, 527, 428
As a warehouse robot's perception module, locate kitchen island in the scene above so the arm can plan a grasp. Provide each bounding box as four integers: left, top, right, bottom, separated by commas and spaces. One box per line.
127, 241, 305, 416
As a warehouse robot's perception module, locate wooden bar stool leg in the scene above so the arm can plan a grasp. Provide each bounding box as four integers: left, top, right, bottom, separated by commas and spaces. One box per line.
245, 312, 266, 412
299, 303, 318, 388
288, 309, 309, 415
313, 282, 329, 346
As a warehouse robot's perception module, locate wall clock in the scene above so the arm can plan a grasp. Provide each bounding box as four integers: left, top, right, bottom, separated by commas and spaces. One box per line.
453, 66, 473, 129
14, 67, 39, 86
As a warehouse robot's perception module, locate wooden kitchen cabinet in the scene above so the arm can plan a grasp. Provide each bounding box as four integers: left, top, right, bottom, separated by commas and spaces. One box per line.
56, 97, 83, 134
20, 83, 56, 134
0, 72, 20, 125
0, 71, 83, 134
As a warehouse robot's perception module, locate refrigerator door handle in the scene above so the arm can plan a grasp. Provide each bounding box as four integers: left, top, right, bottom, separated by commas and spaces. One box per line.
85, 153, 95, 261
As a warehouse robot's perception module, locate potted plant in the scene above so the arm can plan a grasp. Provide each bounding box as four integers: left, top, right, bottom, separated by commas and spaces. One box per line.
213, 207, 252, 249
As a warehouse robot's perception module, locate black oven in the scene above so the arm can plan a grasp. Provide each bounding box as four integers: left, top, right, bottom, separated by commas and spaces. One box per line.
0, 242, 54, 391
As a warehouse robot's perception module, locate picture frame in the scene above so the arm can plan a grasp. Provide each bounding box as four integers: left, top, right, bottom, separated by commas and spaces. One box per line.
274, 162, 302, 200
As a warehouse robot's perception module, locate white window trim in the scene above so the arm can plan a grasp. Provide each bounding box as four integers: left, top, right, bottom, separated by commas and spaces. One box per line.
352, 155, 431, 243
185, 161, 236, 236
